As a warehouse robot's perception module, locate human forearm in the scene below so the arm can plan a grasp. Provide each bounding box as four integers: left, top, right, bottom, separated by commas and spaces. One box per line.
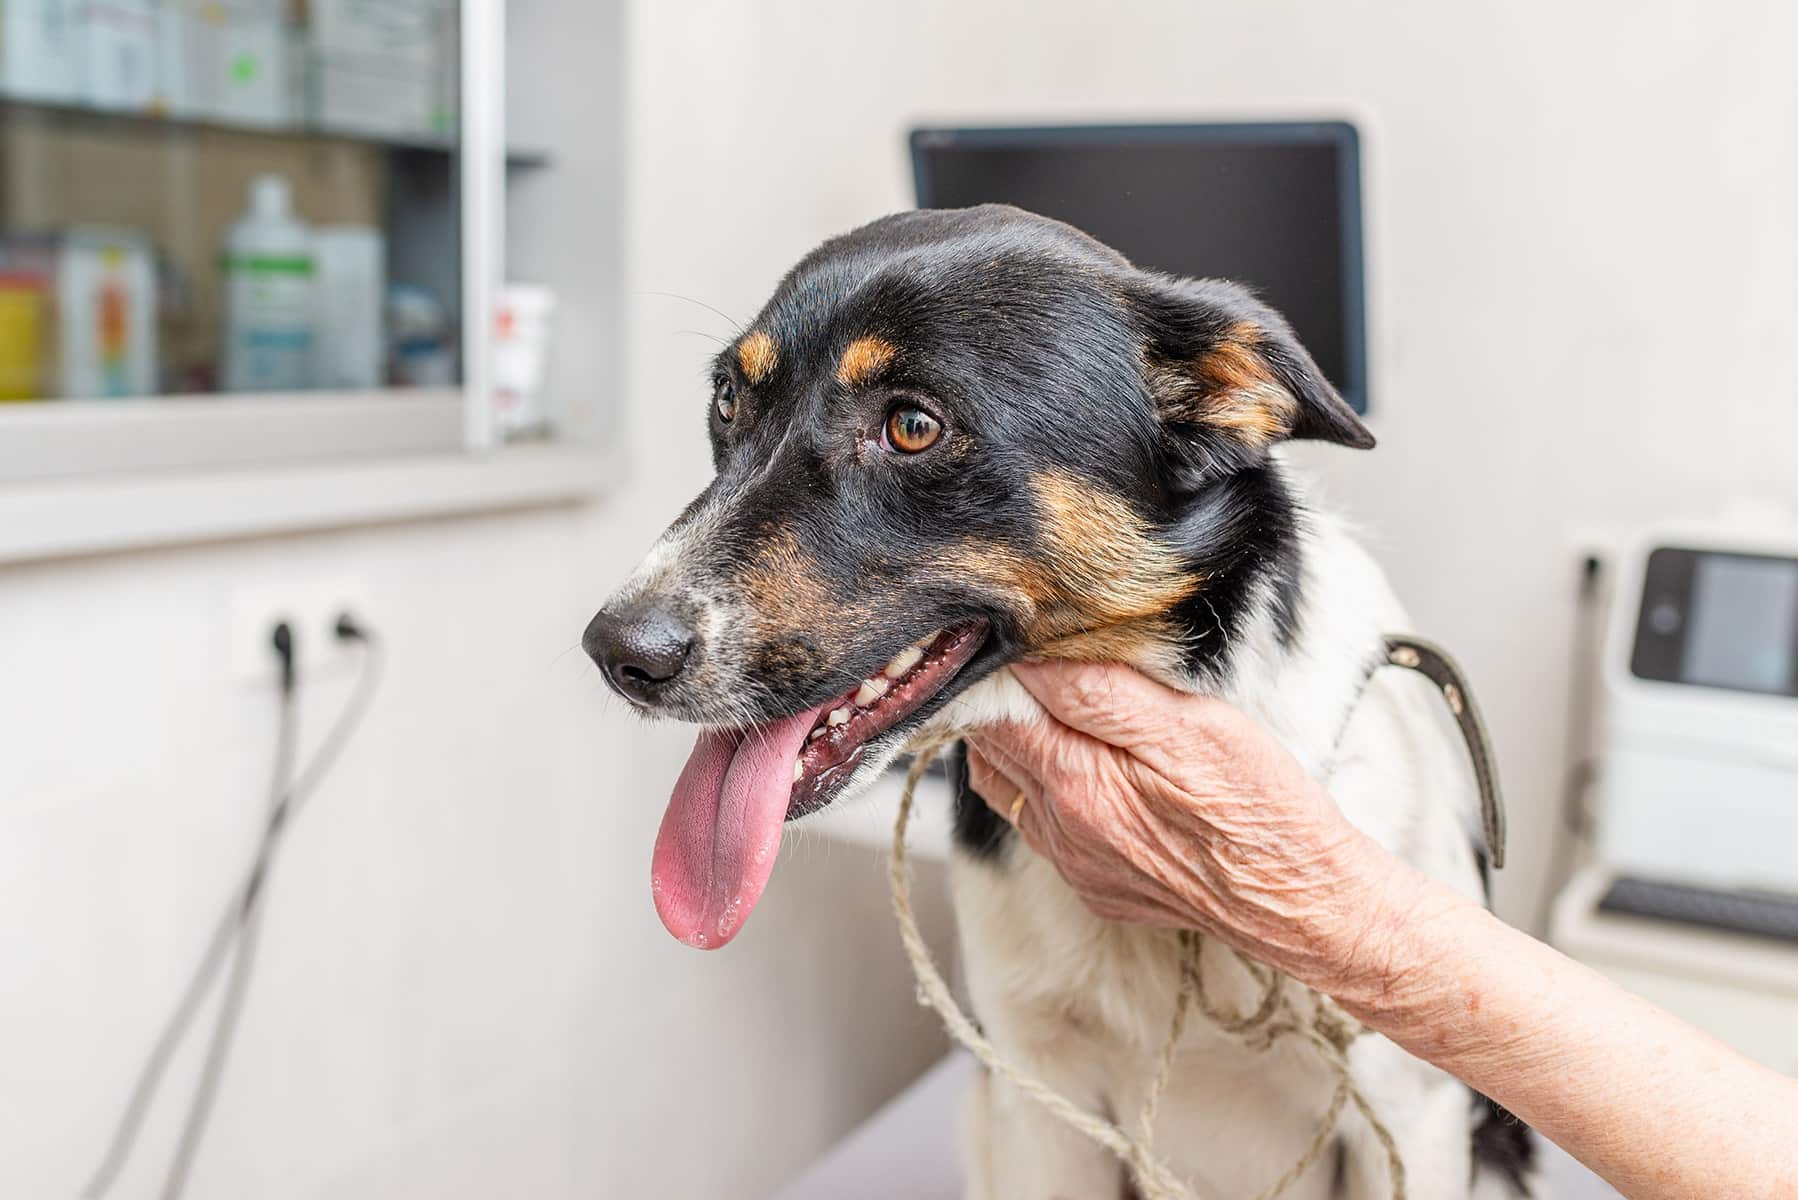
964, 661, 1798, 1198
1318, 843, 1798, 1200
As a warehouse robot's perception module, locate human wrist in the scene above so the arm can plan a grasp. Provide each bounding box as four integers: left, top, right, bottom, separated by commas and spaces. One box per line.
1298, 829, 1476, 1021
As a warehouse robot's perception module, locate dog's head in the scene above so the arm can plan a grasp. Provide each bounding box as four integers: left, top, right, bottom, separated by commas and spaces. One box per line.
586, 205, 1371, 947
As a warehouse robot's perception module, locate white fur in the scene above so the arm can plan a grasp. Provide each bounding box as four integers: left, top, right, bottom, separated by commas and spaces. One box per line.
633, 449, 1535, 1196
922, 462, 1529, 1199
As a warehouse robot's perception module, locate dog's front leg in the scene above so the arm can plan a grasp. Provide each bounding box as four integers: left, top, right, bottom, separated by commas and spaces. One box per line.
962, 1059, 1126, 1200
1337, 1044, 1481, 1200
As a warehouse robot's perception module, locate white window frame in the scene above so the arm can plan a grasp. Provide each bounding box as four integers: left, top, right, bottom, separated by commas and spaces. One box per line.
0, 0, 507, 484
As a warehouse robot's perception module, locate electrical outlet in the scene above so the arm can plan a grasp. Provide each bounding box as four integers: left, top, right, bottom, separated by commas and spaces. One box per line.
230, 583, 370, 687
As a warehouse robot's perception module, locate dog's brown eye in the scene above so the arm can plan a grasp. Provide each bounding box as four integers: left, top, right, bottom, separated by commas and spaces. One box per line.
713, 378, 737, 423
885, 405, 941, 453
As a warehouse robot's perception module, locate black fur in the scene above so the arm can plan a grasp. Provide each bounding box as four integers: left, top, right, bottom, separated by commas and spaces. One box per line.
1161, 463, 1305, 681
1470, 1091, 1536, 1193
1268, 528, 1307, 649
948, 740, 1013, 861
602, 204, 1372, 826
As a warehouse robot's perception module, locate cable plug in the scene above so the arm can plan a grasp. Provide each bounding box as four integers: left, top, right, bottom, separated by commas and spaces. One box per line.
269, 621, 296, 695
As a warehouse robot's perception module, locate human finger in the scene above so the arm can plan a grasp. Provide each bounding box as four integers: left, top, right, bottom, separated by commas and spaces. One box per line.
965, 744, 1035, 825
1008, 660, 1189, 762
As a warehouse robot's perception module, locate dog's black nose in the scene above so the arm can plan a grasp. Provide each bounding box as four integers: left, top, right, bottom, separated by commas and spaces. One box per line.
585, 603, 696, 704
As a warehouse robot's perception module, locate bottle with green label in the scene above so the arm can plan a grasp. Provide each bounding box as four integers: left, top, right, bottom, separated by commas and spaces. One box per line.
221, 174, 315, 392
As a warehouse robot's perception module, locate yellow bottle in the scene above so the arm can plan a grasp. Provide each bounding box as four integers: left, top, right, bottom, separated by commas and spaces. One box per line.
0, 272, 46, 402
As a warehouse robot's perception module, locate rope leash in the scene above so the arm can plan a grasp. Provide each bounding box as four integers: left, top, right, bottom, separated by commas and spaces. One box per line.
888, 739, 1407, 1200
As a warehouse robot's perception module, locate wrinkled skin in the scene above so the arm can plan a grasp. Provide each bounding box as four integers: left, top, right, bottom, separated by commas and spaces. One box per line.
963, 658, 1406, 991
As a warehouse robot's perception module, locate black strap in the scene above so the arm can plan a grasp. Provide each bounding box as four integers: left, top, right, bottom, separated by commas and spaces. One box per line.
1380, 635, 1507, 870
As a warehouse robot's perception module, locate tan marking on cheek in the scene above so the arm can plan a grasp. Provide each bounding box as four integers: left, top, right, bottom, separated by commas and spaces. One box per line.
935, 542, 1053, 614
739, 525, 830, 623
1148, 319, 1298, 449
835, 335, 899, 388
1027, 471, 1201, 631
736, 331, 779, 385
1034, 619, 1188, 678
735, 526, 876, 674
931, 476, 1200, 672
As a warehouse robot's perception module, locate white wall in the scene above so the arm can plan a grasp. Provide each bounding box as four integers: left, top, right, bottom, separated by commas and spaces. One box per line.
625, 0, 1798, 926
0, 505, 951, 1200
0, 3, 954, 1199
8, 4, 1798, 1198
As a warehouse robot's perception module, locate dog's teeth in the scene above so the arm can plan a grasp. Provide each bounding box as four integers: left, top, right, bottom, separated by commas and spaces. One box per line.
883, 646, 924, 679
808, 727, 827, 741
854, 678, 888, 706
827, 706, 851, 727
793, 760, 804, 782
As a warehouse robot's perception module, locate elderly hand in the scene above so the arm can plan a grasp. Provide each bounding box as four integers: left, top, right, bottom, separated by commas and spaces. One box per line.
969, 664, 1798, 1200
965, 660, 1406, 982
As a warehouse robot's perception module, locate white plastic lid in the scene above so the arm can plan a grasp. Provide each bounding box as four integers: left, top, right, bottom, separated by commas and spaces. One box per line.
249, 174, 292, 221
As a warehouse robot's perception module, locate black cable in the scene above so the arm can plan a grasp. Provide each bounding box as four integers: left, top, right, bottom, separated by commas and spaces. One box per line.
159, 867, 271, 1200
83, 619, 382, 1199
81, 624, 298, 1199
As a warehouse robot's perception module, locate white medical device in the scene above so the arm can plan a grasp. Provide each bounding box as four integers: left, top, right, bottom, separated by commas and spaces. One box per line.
1596, 525, 1798, 899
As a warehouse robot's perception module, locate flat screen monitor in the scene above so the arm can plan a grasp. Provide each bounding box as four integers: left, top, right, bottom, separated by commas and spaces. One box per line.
1632, 547, 1798, 698
911, 122, 1368, 414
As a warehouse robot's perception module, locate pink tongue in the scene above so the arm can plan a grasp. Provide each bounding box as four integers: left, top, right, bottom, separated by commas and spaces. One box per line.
651, 704, 826, 949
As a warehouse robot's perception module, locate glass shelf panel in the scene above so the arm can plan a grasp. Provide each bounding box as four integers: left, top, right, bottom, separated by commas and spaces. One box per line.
0, 0, 475, 407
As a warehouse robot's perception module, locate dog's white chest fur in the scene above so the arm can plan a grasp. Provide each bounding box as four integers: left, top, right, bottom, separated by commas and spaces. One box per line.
930, 491, 1508, 1199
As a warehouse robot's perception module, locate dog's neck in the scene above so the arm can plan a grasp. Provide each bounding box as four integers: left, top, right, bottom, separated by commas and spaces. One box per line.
1211, 506, 1400, 780
940, 460, 1403, 780
1158, 456, 1407, 777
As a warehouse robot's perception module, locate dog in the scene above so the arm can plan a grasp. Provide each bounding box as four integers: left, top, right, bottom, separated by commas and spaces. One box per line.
586, 204, 1537, 1199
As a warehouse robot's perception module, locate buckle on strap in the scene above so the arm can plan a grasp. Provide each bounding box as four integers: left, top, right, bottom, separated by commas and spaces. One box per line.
1382, 635, 1507, 870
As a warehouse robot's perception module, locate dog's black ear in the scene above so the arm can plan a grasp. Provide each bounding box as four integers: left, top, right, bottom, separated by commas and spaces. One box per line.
1129, 274, 1374, 463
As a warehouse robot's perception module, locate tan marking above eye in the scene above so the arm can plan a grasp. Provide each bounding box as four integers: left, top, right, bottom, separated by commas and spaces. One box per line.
737, 331, 779, 384
836, 335, 899, 388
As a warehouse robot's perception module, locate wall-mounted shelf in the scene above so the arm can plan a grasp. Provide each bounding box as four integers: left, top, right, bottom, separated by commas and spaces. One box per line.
0, 440, 616, 566
0, 93, 552, 168
0, 0, 520, 485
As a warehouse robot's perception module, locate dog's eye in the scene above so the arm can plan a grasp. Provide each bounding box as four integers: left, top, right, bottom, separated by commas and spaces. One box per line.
713, 377, 737, 424
884, 405, 941, 454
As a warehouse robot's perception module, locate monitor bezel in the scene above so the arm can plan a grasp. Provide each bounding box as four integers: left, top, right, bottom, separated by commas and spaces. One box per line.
909, 121, 1369, 415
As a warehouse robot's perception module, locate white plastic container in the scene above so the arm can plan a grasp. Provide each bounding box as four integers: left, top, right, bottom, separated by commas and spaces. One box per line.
1, 0, 81, 102
149, 0, 194, 115
56, 227, 157, 398
188, 0, 290, 125
221, 175, 315, 392
306, 0, 451, 139
312, 225, 386, 389
493, 284, 555, 437
386, 284, 453, 387
74, 0, 157, 110
308, 0, 448, 59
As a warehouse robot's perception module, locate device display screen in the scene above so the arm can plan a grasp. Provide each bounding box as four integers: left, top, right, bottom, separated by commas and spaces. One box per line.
910, 124, 1366, 413
1632, 547, 1798, 697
